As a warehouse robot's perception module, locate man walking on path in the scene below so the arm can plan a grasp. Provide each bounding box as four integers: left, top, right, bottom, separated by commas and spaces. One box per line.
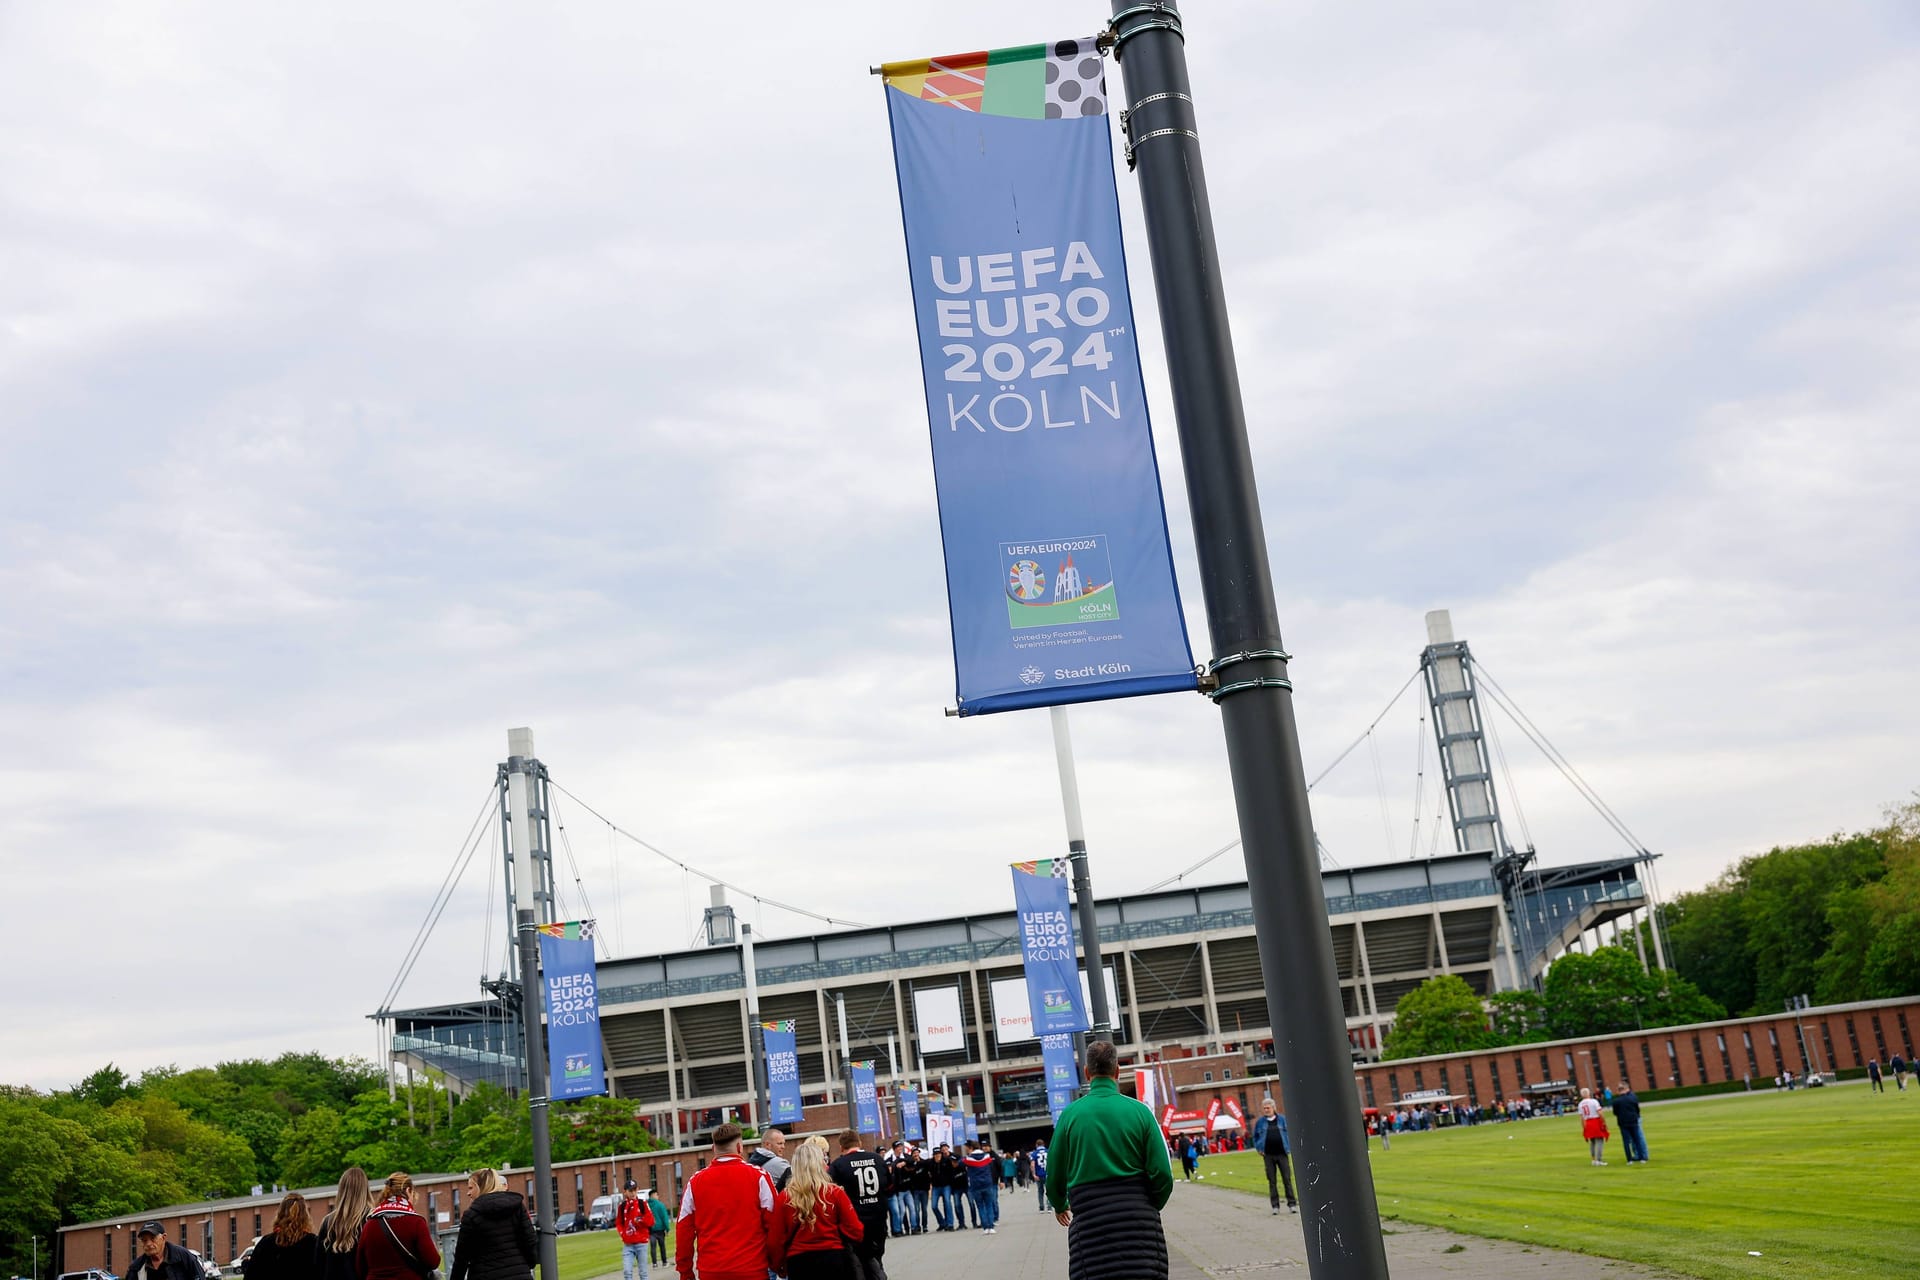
746, 1128, 793, 1193
830, 1131, 891, 1280
1251, 1099, 1295, 1215
962, 1139, 1000, 1234
616, 1181, 656, 1280
1611, 1082, 1649, 1165
1892, 1052, 1909, 1090
1030, 1142, 1050, 1212
676, 1123, 774, 1280
124, 1224, 204, 1280
1046, 1040, 1174, 1280
646, 1188, 672, 1270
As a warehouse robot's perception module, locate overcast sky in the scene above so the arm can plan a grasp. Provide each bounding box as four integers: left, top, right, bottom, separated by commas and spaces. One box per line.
5, 2, 1916, 1092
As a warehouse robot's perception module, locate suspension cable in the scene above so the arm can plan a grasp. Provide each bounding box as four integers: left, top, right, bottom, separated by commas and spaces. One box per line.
1474, 665, 1646, 853
548, 779, 871, 930
381, 782, 498, 1014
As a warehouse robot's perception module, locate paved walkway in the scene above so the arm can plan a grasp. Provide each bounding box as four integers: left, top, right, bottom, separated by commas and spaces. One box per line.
840, 1179, 1679, 1280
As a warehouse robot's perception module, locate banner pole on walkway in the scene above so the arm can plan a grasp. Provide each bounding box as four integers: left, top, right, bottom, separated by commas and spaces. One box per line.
1050, 706, 1112, 1043
1106, 5, 1390, 1275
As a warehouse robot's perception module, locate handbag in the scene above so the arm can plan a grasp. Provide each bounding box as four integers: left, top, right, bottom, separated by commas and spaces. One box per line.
379, 1214, 441, 1280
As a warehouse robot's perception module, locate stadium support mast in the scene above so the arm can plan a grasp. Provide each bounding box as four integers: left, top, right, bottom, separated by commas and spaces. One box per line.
1419, 610, 1514, 860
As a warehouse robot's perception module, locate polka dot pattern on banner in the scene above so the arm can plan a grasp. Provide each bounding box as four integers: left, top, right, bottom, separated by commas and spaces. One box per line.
1045, 38, 1107, 119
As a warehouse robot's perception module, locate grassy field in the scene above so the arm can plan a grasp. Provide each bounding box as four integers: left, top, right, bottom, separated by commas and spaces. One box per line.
1195, 1084, 1920, 1279
555, 1227, 669, 1280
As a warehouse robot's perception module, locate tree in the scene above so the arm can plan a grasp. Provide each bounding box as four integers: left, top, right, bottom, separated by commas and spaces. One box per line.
1381, 975, 1498, 1060
1540, 945, 1726, 1039
552, 1097, 660, 1161
1486, 989, 1548, 1044
277, 1106, 348, 1190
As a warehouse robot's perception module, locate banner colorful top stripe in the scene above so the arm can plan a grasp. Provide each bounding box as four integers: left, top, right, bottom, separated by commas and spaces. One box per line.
880, 38, 1107, 121
535, 920, 595, 940
881, 34, 1197, 715
761, 1020, 796, 1033
1010, 858, 1069, 879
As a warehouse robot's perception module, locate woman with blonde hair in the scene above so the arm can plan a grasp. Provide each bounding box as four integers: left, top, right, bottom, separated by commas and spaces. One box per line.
449, 1167, 534, 1280
316, 1169, 373, 1280
356, 1173, 442, 1280
769, 1141, 863, 1280
243, 1193, 321, 1280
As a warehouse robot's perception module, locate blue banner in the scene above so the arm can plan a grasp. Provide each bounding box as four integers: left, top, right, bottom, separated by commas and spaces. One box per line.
928, 1094, 946, 1115
1042, 1033, 1079, 1121
537, 921, 604, 1100
763, 1021, 802, 1127
964, 1113, 978, 1142
852, 1061, 880, 1134
898, 1085, 923, 1141
1012, 860, 1089, 1035
883, 42, 1196, 716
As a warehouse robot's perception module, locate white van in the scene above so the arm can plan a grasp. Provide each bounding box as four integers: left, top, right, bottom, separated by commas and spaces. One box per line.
587, 1195, 618, 1230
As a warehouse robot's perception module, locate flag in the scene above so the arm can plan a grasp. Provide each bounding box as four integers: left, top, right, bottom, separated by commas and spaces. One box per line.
537, 920, 603, 1100
881, 38, 1196, 714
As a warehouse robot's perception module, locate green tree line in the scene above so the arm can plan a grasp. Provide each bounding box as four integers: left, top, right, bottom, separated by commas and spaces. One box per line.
1383, 795, 1919, 1061
1, 1055, 658, 1280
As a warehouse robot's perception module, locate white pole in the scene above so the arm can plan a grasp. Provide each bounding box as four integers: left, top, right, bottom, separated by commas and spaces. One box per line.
507, 728, 539, 922
1049, 706, 1088, 844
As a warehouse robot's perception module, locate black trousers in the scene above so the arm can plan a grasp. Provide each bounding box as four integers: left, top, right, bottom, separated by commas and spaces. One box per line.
1263, 1149, 1296, 1207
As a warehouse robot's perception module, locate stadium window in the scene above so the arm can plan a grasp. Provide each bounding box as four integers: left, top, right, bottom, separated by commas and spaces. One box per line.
1870, 1013, 1888, 1058
1462, 1061, 1477, 1105
1821, 1023, 1839, 1070
1362, 1076, 1376, 1107
1202, 1071, 1213, 1082
105, 1233, 112, 1269
1794, 1024, 1811, 1070
253, 1213, 262, 1238
1388, 1071, 1400, 1099
1845, 1018, 1862, 1065
1898, 1011, 1914, 1058
1224, 1068, 1233, 1079
231, 1218, 239, 1260
1742, 1031, 1759, 1077
1512, 1055, 1527, 1086
1768, 1025, 1784, 1073
452, 1188, 461, 1215
1690, 1034, 1706, 1080
428, 1193, 438, 1220
1438, 1065, 1450, 1095
1488, 1059, 1503, 1098
1412, 1068, 1425, 1091
1665, 1038, 1680, 1084
1539, 1053, 1551, 1080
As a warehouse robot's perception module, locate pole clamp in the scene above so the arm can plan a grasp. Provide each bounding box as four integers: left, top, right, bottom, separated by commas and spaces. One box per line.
1202, 649, 1293, 702
1103, 3, 1186, 60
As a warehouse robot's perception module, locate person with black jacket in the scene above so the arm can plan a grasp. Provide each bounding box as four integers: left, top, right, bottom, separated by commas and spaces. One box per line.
124, 1224, 204, 1280
243, 1194, 322, 1280
447, 1169, 535, 1280
829, 1132, 890, 1280
1611, 1083, 1649, 1165
942, 1146, 972, 1229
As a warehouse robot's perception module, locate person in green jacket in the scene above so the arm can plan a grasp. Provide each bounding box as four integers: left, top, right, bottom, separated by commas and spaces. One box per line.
1046, 1041, 1174, 1280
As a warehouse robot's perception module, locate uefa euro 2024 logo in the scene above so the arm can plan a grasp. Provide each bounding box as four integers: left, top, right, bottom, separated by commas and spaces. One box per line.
1001, 536, 1120, 630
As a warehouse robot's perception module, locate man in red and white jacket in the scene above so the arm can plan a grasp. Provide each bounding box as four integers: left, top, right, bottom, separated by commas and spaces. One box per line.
676, 1123, 774, 1280
615, 1180, 655, 1280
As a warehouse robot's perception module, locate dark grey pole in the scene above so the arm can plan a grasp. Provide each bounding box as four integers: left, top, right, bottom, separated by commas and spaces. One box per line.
514, 909, 560, 1280
1106, 6, 1389, 1275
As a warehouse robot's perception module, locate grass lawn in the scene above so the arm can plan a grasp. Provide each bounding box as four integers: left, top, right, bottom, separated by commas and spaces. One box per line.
1193, 1084, 1920, 1279
555, 1228, 669, 1280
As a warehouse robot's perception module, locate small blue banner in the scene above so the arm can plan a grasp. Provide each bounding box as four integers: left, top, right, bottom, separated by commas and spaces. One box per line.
898, 1084, 923, 1141
537, 921, 604, 1100
1042, 1033, 1079, 1121
763, 1021, 802, 1127
852, 1060, 881, 1134
882, 50, 1196, 716
964, 1113, 978, 1142
928, 1094, 946, 1115
1012, 860, 1089, 1036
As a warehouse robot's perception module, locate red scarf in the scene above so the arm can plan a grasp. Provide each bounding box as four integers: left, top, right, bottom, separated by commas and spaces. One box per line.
376, 1196, 413, 1214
